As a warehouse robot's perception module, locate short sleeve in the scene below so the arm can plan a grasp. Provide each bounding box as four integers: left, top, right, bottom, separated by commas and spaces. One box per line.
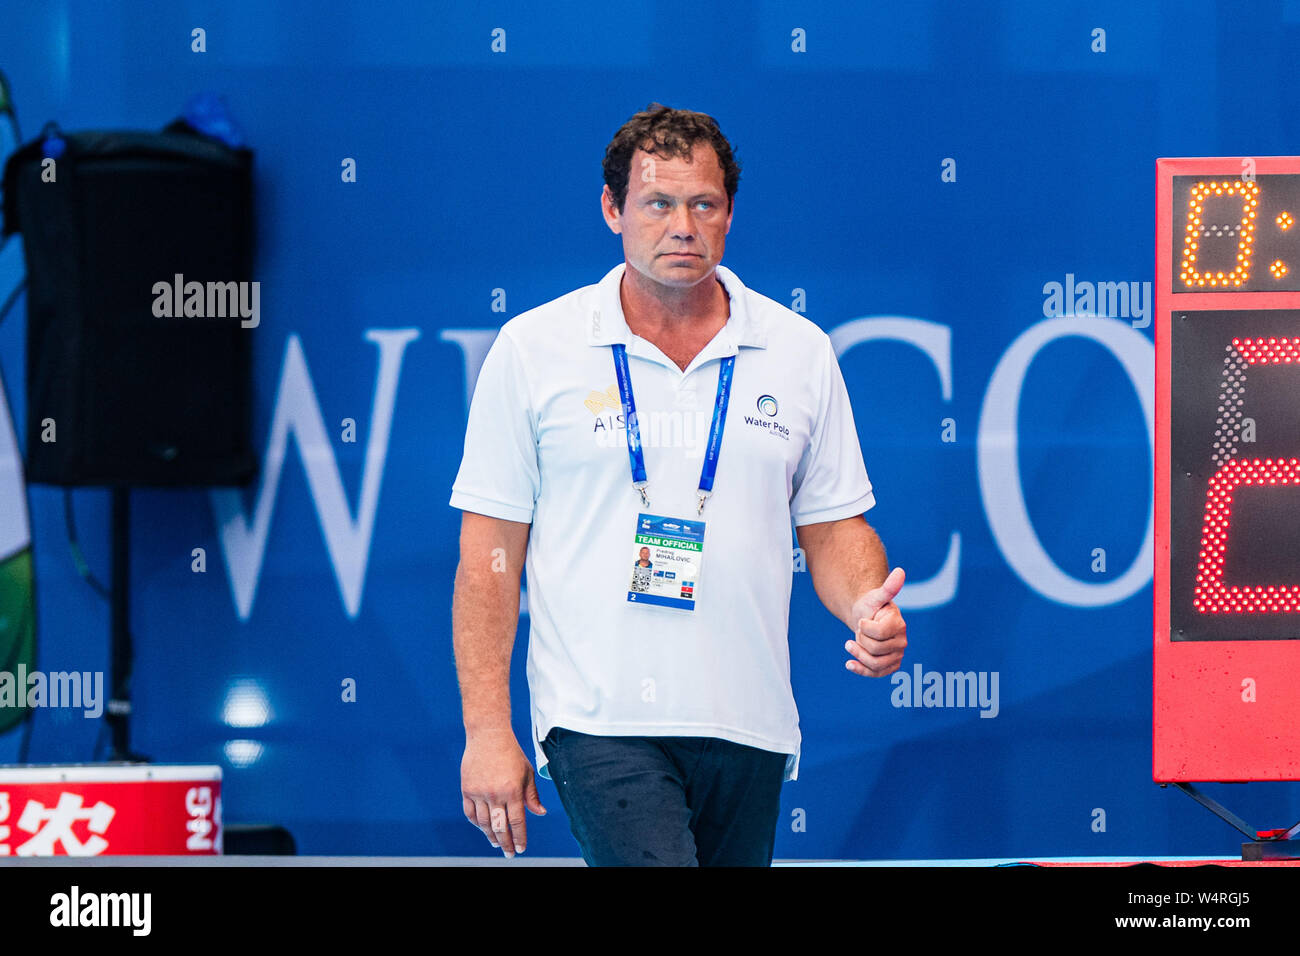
449, 328, 540, 523
789, 334, 876, 526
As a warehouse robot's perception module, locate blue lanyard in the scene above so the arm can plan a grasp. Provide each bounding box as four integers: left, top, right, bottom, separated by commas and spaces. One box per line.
611, 343, 735, 515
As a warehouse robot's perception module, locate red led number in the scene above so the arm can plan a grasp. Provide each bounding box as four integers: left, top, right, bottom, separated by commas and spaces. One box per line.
1195, 337, 1300, 613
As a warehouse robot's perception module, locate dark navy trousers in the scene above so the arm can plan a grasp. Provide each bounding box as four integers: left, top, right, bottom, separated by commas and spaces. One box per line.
541, 725, 788, 867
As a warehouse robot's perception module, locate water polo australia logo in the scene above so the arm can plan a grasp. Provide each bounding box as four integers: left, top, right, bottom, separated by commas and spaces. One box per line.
756, 395, 778, 417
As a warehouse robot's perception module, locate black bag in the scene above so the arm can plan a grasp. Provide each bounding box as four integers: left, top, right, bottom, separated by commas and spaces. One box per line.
1, 124, 257, 486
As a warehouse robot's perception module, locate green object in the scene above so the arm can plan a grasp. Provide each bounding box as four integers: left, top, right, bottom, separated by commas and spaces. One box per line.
0, 548, 35, 732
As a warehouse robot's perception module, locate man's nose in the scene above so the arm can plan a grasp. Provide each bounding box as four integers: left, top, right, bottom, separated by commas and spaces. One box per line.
669, 205, 696, 238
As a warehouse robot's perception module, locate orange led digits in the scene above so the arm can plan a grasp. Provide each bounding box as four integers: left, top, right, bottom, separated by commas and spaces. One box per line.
1278, 211, 1294, 230
1271, 260, 1289, 278
1179, 180, 1259, 287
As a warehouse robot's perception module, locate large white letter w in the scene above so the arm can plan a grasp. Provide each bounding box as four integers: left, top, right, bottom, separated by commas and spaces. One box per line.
211, 329, 420, 620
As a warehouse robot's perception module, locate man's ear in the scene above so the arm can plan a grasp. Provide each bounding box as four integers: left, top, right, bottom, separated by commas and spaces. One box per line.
601, 185, 622, 234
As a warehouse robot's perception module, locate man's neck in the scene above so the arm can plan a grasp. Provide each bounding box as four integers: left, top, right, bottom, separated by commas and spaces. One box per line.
619, 266, 729, 338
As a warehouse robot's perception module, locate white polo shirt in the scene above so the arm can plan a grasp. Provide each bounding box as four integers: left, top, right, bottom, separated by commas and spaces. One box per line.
449, 262, 875, 782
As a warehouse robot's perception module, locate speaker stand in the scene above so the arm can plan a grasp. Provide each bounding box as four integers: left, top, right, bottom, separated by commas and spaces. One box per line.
108, 486, 147, 762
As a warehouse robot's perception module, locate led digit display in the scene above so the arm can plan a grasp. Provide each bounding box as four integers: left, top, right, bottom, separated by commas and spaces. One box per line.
1156, 157, 1300, 783
1173, 175, 1300, 291
1178, 179, 1258, 287
1171, 312, 1300, 639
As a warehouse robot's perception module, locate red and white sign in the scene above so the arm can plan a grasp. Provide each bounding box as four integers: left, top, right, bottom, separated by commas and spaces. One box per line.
0, 764, 221, 856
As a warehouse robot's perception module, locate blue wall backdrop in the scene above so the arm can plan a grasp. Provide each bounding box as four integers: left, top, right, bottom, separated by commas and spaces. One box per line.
2, 0, 1298, 859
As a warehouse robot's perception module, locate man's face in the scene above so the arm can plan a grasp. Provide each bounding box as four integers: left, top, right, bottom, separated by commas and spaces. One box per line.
602, 142, 734, 290
639, 547, 650, 561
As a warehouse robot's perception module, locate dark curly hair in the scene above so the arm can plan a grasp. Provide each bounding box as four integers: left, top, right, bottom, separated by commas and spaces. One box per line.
602, 103, 741, 214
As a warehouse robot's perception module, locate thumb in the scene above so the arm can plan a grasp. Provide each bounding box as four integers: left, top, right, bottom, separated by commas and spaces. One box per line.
524, 774, 547, 816
864, 567, 905, 617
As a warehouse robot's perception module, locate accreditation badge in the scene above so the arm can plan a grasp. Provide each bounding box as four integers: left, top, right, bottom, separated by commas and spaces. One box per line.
627, 512, 705, 611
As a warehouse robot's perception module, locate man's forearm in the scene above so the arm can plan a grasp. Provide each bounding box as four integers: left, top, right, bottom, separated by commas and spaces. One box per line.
799, 517, 889, 629
452, 559, 520, 735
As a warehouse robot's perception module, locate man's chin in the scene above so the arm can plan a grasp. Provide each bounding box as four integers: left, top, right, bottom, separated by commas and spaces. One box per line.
649, 261, 715, 287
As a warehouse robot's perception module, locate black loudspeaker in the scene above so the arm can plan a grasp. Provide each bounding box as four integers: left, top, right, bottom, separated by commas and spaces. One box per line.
1, 126, 257, 487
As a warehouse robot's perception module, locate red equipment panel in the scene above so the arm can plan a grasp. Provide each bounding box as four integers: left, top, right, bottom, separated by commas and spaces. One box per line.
0, 764, 221, 855
1155, 157, 1300, 781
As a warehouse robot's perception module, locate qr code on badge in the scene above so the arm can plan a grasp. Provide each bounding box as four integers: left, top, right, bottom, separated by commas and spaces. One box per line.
631, 564, 653, 592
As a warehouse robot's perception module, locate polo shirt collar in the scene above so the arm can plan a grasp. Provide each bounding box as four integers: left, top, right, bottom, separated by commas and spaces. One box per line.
586, 261, 768, 352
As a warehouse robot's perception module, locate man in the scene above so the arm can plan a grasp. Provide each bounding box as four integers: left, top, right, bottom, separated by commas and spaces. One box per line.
450, 103, 907, 866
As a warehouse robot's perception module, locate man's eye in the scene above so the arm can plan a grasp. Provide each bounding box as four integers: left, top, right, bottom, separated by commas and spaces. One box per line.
650, 200, 668, 209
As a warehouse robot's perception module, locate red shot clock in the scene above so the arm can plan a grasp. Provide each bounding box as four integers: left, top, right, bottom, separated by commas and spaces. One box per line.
1156, 157, 1300, 784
